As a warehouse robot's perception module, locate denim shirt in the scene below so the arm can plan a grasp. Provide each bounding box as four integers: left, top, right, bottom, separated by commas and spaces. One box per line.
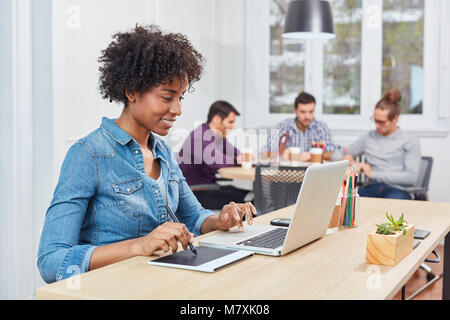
37, 117, 216, 283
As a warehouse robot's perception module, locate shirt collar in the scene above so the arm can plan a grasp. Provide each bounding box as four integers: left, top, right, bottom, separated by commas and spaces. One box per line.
101, 117, 169, 166
100, 117, 158, 150
375, 127, 401, 139
291, 117, 317, 132
101, 117, 133, 145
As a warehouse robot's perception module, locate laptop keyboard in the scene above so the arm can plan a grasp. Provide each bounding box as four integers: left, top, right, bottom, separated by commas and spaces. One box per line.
236, 228, 288, 249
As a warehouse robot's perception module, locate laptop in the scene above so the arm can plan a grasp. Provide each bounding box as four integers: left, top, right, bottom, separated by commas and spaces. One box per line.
199, 160, 348, 256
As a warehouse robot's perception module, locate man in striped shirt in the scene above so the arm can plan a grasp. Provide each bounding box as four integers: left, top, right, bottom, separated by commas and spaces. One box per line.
263, 92, 336, 161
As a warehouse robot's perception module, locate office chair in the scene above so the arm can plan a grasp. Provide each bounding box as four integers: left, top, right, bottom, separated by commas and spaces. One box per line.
355, 156, 433, 201
190, 177, 248, 213
189, 177, 234, 192
190, 184, 221, 192
403, 156, 433, 201
398, 156, 441, 299
254, 164, 307, 215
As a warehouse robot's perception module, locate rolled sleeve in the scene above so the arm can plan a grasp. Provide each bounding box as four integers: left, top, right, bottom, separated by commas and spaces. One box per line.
56, 245, 97, 280
38, 245, 97, 283
193, 208, 217, 236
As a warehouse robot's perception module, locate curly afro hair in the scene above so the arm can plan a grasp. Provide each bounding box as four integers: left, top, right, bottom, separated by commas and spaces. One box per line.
98, 24, 204, 107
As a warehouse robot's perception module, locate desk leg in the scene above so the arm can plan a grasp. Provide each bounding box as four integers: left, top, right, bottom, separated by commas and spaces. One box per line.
444, 232, 450, 300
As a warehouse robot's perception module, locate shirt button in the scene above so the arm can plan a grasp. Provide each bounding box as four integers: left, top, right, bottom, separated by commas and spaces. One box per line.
161, 215, 165, 219
126, 188, 131, 193
135, 150, 139, 154
155, 190, 159, 194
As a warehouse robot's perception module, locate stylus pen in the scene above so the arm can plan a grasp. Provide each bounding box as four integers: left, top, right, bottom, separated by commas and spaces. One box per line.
164, 204, 197, 255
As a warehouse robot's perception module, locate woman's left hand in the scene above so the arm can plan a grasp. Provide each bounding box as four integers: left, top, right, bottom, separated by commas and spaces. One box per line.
217, 202, 257, 232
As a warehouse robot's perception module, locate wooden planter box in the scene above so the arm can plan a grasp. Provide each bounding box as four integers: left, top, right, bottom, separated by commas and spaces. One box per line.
366, 225, 415, 266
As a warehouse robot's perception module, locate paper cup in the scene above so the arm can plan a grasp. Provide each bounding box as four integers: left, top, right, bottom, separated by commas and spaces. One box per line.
310, 147, 323, 163
241, 162, 252, 170
289, 147, 302, 162
241, 148, 254, 162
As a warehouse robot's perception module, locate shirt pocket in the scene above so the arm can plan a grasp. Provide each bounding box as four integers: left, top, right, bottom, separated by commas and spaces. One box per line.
167, 173, 181, 209
111, 178, 146, 218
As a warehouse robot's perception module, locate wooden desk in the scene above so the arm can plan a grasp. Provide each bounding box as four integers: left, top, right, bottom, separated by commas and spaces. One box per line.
219, 162, 313, 182
219, 166, 255, 181
36, 198, 450, 300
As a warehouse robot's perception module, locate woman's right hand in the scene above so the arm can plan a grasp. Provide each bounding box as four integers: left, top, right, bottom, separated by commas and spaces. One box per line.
136, 222, 195, 256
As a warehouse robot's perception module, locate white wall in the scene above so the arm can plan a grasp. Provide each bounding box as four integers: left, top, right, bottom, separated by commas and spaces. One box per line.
419, 133, 450, 202
56, 0, 248, 151
1, 0, 39, 299
30, 0, 55, 297
57, 0, 151, 158
0, 0, 18, 299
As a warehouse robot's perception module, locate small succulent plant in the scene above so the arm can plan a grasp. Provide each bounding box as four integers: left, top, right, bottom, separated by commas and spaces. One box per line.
376, 212, 408, 235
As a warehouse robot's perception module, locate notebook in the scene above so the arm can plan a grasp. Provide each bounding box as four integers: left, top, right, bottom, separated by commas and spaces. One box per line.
199, 160, 348, 256
148, 246, 253, 272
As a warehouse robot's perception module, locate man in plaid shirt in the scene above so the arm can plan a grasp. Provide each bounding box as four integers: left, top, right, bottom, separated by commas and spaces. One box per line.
263, 92, 336, 161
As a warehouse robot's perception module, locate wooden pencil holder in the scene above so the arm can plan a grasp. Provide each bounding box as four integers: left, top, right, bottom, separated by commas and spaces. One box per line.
366, 224, 415, 266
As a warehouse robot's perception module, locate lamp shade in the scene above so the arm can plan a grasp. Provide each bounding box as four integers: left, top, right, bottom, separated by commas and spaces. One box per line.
283, 0, 335, 40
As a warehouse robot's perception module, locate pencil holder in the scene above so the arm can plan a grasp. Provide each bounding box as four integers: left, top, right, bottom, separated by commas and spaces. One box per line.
339, 189, 359, 228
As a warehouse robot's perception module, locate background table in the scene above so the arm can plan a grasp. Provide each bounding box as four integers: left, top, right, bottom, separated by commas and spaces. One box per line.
219, 166, 255, 181
36, 198, 450, 300
219, 161, 314, 182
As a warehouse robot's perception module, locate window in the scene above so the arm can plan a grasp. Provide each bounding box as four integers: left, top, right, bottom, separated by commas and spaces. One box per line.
323, 0, 363, 115
269, 0, 305, 113
269, 0, 364, 116
246, 0, 448, 132
382, 0, 424, 114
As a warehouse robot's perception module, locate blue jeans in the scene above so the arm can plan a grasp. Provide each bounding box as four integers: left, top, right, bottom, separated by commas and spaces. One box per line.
359, 183, 411, 200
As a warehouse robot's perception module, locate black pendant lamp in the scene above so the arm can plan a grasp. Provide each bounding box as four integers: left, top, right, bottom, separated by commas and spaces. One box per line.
283, 0, 335, 40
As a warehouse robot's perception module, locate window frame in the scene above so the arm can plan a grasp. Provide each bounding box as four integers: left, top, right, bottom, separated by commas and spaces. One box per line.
244, 0, 449, 136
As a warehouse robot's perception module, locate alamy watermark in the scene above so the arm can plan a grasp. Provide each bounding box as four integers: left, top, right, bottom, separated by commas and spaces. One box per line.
366, 265, 381, 290
170, 123, 282, 166
66, 265, 81, 290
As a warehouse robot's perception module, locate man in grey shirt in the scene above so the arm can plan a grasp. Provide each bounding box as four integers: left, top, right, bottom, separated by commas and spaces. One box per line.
341, 90, 421, 199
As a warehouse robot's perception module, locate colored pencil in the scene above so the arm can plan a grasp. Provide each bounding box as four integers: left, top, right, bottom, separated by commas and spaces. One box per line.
341, 173, 350, 226
347, 175, 352, 227
339, 181, 345, 226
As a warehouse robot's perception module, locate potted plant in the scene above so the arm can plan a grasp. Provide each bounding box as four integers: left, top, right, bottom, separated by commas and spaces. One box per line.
366, 213, 414, 266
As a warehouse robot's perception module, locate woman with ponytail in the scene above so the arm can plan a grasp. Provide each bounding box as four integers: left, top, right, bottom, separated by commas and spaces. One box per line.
341, 89, 421, 199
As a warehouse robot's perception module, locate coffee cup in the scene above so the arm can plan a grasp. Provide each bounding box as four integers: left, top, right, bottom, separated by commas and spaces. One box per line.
309, 147, 323, 163
241, 162, 252, 169
241, 148, 254, 162
288, 147, 302, 162
240, 149, 254, 169
260, 151, 274, 162
327, 192, 342, 235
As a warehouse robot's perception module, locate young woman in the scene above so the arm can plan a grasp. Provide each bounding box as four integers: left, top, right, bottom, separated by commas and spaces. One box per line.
37, 25, 256, 283
341, 89, 421, 199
